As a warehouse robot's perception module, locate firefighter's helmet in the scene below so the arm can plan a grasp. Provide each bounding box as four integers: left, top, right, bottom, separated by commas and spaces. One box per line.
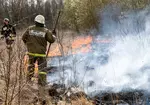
3, 18, 9, 23
34, 15, 45, 24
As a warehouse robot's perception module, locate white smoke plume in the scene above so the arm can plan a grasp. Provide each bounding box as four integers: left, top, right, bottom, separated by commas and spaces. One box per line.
47, 6, 150, 96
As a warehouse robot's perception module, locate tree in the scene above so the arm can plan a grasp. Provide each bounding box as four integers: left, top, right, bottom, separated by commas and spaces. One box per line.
44, 0, 53, 29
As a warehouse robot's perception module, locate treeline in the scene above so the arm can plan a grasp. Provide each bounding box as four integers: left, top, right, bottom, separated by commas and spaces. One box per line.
62, 0, 150, 32
0, 0, 62, 29
0, 0, 150, 31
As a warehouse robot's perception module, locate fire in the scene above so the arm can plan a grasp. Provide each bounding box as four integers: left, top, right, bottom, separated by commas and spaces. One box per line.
48, 35, 93, 57
71, 36, 93, 54
23, 35, 111, 74
23, 35, 111, 59
72, 36, 93, 49
48, 45, 62, 57
23, 35, 111, 60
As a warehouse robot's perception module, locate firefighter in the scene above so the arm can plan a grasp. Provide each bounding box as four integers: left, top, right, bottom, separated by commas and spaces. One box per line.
1, 18, 16, 49
22, 15, 56, 104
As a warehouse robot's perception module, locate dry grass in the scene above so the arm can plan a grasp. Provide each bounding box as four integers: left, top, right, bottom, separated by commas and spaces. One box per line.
57, 97, 93, 105
0, 31, 39, 105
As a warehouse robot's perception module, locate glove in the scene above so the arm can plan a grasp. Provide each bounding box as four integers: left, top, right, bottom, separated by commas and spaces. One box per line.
52, 30, 56, 35
52, 34, 56, 39
7, 36, 14, 41
10, 34, 16, 37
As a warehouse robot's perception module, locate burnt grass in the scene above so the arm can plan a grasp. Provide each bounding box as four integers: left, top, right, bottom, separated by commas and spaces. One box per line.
47, 82, 150, 105
93, 90, 150, 105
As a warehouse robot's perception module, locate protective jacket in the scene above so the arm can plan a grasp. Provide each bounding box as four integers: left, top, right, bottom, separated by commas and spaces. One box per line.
1, 24, 16, 38
22, 25, 55, 55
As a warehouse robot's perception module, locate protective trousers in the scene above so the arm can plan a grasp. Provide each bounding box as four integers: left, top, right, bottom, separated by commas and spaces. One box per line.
27, 55, 47, 86
27, 55, 47, 104
5, 36, 15, 49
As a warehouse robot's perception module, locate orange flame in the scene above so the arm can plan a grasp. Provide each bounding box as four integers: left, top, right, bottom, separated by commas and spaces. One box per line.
48, 45, 62, 57
71, 36, 93, 54
48, 36, 93, 57
72, 36, 93, 49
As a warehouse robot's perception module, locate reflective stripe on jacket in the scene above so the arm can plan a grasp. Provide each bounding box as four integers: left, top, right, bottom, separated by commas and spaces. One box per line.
27, 52, 46, 57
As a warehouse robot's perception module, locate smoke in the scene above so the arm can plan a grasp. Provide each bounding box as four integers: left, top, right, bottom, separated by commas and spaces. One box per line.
100, 4, 147, 35
47, 6, 150, 96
